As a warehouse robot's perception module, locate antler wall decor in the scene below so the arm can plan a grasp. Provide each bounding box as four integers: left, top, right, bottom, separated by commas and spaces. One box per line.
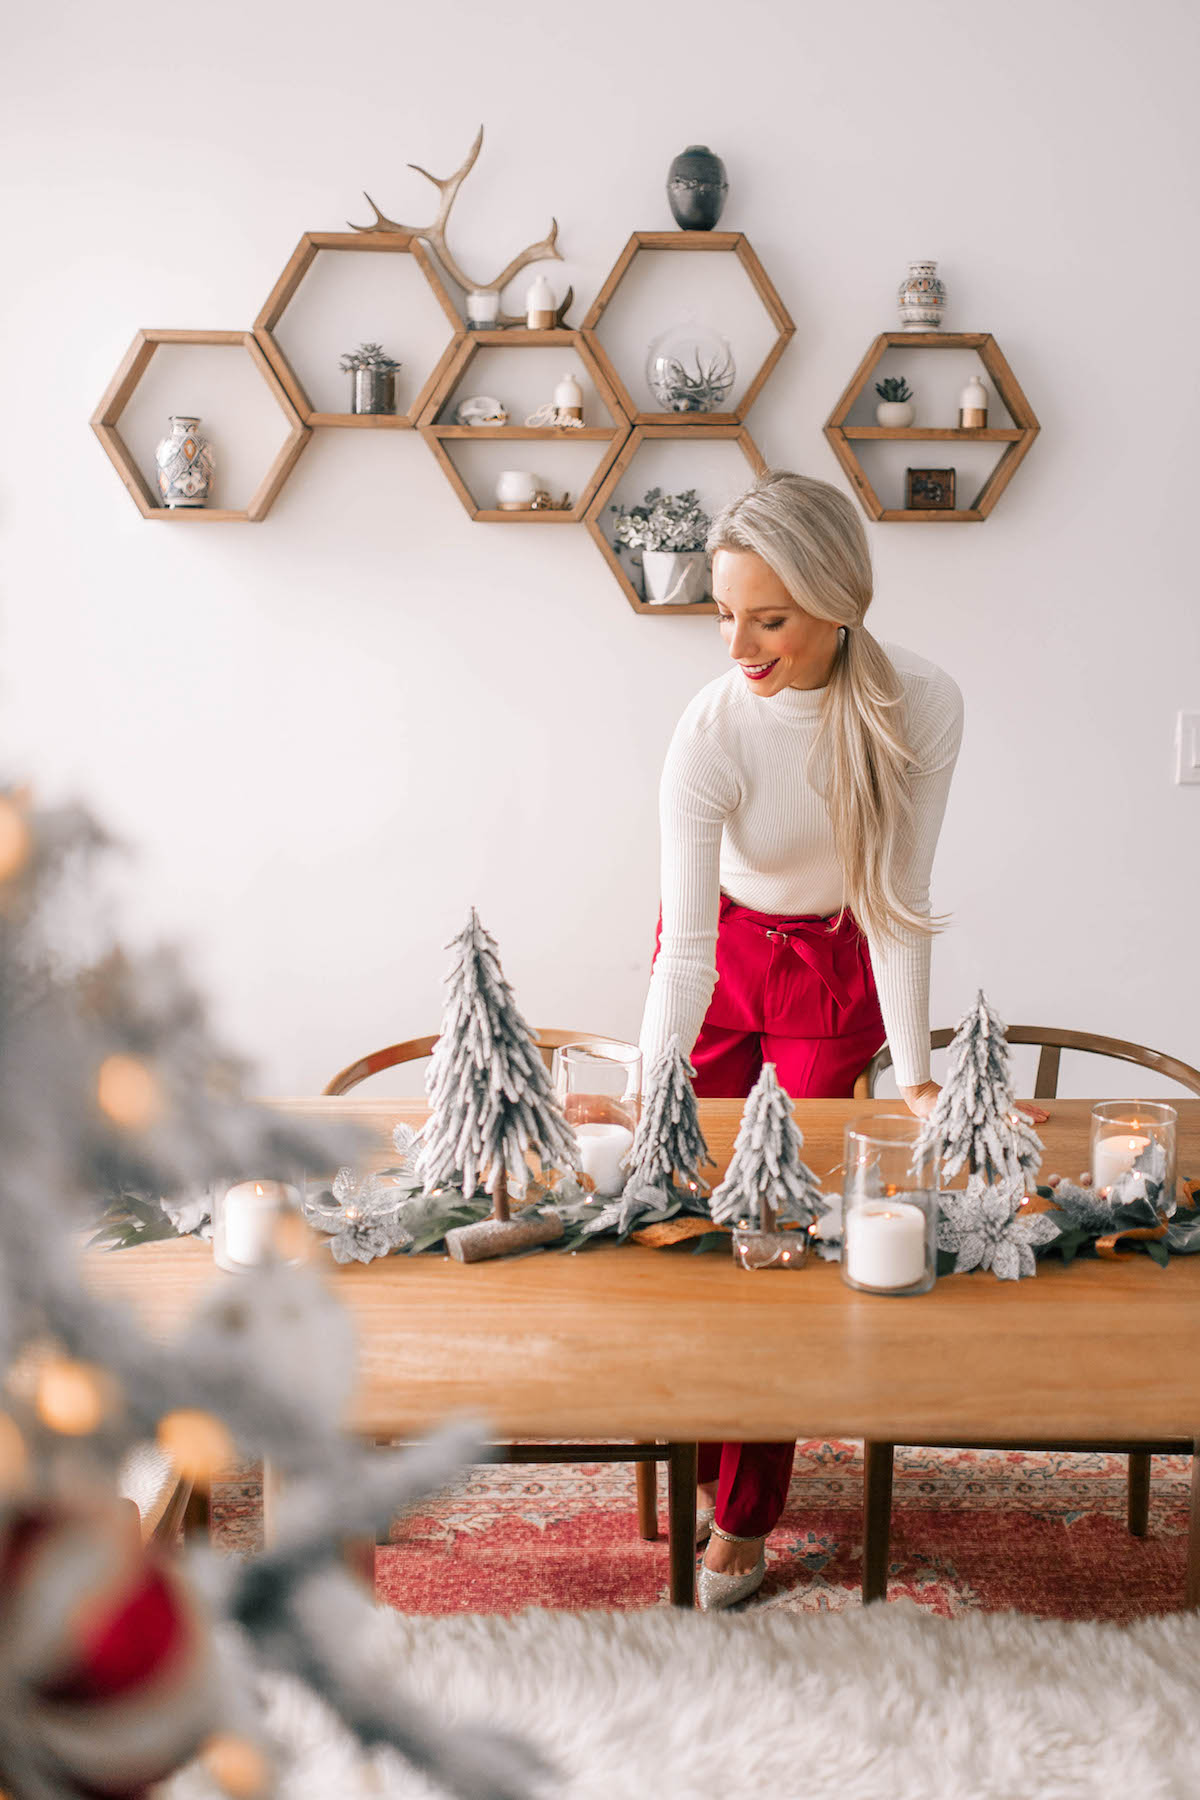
349, 126, 574, 327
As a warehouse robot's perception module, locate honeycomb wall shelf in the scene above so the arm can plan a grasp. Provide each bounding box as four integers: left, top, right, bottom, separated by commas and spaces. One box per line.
418, 328, 631, 523
90, 329, 309, 522
253, 231, 462, 429
581, 231, 795, 426
824, 332, 1039, 522
584, 424, 767, 614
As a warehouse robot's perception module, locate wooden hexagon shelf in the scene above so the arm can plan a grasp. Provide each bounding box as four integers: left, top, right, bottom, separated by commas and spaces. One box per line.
254, 232, 462, 429
824, 332, 1039, 522
583, 425, 767, 614
581, 232, 794, 426
90, 329, 309, 522
417, 328, 631, 523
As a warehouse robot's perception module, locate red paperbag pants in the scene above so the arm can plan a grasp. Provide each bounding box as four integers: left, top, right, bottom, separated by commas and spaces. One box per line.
659, 895, 886, 1537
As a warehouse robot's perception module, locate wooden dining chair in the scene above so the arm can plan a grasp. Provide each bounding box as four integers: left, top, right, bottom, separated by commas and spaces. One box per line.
853, 1026, 1200, 1602
325, 1030, 678, 1569
323, 1028, 625, 1096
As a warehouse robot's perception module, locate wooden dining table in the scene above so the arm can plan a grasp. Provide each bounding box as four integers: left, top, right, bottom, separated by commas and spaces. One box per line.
84, 1096, 1200, 1610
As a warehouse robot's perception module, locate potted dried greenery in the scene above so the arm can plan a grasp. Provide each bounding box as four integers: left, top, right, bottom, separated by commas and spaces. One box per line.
611, 486, 712, 605
874, 376, 915, 428
339, 342, 402, 415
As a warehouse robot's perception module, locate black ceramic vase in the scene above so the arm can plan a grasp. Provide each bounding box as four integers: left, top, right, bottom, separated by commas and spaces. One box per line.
666, 145, 728, 231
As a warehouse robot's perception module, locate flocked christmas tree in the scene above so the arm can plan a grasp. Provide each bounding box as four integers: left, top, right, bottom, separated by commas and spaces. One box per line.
418, 909, 579, 1261
623, 1034, 711, 1201
0, 793, 537, 1799
709, 1063, 826, 1232
915, 990, 1044, 1186
578, 1034, 713, 1240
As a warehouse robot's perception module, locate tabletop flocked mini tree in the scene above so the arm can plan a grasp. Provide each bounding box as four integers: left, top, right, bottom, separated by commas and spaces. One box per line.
916, 990, 1044, 1185
418, 908, 580, 1262
918, 990, 1059, 1281
581, 1034, 714, 1240
710, 1064, 827, 1264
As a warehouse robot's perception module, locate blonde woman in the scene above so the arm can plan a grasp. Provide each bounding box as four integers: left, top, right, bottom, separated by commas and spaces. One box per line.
639, 470, 964, 1611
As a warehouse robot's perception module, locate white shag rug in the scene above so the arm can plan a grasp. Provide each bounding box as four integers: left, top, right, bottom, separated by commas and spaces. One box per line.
167, 1600, 1200, 1799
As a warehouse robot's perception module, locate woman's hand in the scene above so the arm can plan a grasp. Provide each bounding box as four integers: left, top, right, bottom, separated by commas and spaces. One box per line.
899, 1079, 940, 1119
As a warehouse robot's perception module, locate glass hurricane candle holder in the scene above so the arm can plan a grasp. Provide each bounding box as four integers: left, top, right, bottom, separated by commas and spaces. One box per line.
730, 1220, 810, 1271
841, 1115, 937, 1296
1090, 1101, 1177, 1211
213, 1177, 303, 1273
552, 1042, 641, 1198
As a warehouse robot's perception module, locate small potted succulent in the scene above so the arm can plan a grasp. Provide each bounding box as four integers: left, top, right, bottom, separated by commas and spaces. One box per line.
874, 376, 915, 429
611, 486, 712, 605
339, 342, 402, 416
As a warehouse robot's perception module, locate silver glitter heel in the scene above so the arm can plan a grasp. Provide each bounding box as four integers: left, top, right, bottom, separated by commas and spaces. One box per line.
697, 1523, 766, 1612
695, 1505, 715, 1544
697, 1552, 766, 1612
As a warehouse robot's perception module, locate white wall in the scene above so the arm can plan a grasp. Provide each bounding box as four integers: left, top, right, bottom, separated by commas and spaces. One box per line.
2, 0, 1197, 1098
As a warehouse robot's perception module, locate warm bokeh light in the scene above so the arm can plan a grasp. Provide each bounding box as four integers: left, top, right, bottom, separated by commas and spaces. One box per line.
0, 1411, 29, 1489
202, 1733, 272, 1799
157, 1409, 235, 1486
0, 796, 32, 883
96, 1053, 163, 1131
35, 1359, 110, 1435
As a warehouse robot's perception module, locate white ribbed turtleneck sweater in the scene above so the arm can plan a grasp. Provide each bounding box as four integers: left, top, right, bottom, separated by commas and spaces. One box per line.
639, 641, 963, 1090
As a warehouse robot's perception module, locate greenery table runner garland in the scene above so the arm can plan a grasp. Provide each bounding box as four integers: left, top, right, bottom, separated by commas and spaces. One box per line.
100, 928, 1200, 1279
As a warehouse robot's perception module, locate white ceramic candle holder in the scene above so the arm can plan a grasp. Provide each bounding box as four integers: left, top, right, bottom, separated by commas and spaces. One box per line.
841, 1115, 937, 1296
1090, 1101, 1177, 1210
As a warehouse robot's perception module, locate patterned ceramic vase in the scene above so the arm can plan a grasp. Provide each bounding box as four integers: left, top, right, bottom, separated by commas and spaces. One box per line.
666, 145, 729, 231
897, 260, 947, 330
155, 415, 213, 507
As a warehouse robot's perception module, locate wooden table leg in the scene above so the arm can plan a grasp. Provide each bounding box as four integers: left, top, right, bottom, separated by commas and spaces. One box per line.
262, 1458, 284, 1549
636, 1453, 659, 1541
862, 1440, 894, 1604
666, 1442, 698, 1608
182, 1481, 212, 1543
1127, 1451, 1151, 1537
1188, 1443, 1200, 1610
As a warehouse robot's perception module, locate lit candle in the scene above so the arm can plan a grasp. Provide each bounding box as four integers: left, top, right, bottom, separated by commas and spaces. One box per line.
844, 1200, 927, 1292
1092, 1133, 1150, 1192
575, 1124, 634, 1199
221, 1180, 290, 1268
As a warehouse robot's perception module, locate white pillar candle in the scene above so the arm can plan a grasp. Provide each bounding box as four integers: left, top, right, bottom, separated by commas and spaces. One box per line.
845, 1200, 927, 1292
221, 1180, 289, 1268
1092, 1133, 1150, 1192
575, 1124, 634, 1199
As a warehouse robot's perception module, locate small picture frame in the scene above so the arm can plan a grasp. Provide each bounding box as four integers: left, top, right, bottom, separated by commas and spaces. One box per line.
905, 467, 956, 511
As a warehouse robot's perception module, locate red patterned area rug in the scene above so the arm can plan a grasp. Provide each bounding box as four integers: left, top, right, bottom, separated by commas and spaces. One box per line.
375, 1442, 1192, 1622
212, 1442, 1192, 1622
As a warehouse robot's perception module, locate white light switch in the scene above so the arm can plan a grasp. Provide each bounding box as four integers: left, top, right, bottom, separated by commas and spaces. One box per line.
1176, 712, 1200, 785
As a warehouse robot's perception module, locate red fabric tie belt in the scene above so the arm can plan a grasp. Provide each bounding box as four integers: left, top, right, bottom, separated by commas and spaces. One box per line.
725, 900, 856, 1013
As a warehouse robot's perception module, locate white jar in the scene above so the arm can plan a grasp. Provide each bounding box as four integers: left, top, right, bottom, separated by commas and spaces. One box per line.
466, 289, 500, 328
875, 399, 915, 428
526, 275, 557, 328
554, 371, 583, 419
959, 373, 989, 428
496, 469, 539, 510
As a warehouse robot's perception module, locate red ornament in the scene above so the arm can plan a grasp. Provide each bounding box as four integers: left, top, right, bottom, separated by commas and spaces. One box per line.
0, 1499, 217, 1797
